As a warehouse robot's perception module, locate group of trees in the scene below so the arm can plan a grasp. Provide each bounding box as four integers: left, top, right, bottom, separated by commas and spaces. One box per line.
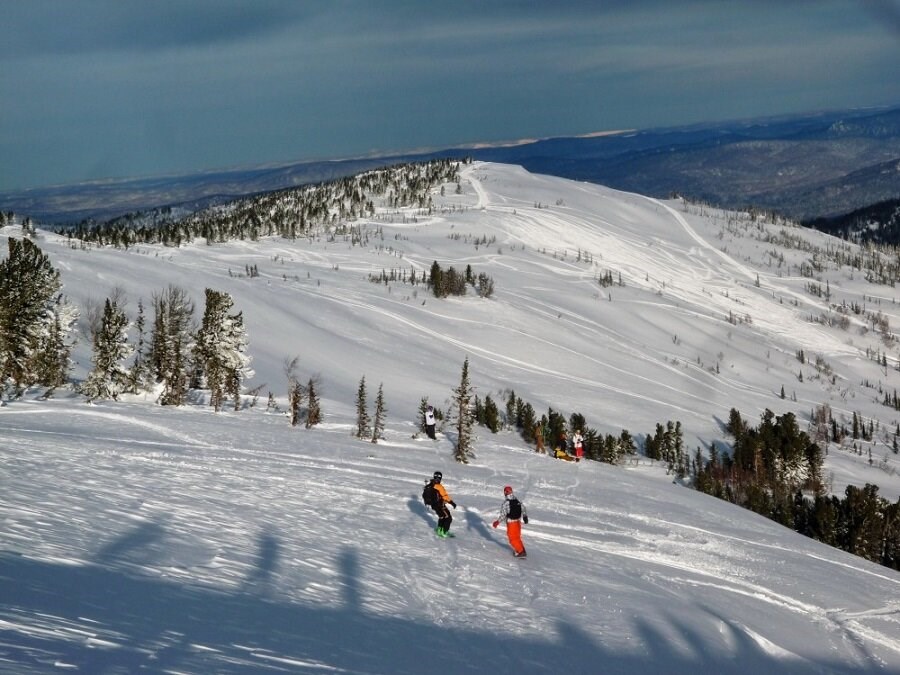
0, 237, 254, 412
692, 408, 900, 570
61, 160, 466, 249
472, 388, 639, 465
85, 282, 253, 409
355, 375, 386, 443
428, 261, 495, 299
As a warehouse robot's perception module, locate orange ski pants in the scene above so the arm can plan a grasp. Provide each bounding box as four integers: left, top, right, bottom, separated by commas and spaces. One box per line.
506, 519, 525, 555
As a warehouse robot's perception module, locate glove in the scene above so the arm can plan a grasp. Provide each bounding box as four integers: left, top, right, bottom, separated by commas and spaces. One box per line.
450, 501, 457, 509
523, 516, 529, 524
492, 520, 499, 528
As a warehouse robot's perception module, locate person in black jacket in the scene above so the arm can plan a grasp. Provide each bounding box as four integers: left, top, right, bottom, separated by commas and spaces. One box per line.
430, 471, 457, 537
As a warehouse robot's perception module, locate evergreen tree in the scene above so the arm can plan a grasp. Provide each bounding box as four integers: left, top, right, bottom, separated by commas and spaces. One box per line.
520, 402, 536, 443
194, 289, 252, 412
150, 285, 195, 406
429, 261, 443, 298
31, 294, 77, 392
306, 377, 321, 428
451, 357, 475, 463
127, 299, 151, 393
223, 306, 251, 411
483, 394, 500, 433
726, 408, 746, 439
288, 379, 303, 427
0, 238, 73, 395
619, 429, 637, 457
371, 383, 386, 443
356, 376, 370, 438
82, 298, 132, 401
505, 390, 516, 428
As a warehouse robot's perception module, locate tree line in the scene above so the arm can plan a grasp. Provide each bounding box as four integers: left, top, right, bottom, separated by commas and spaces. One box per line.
693, 408, 900, 570
59, 160, 467, 249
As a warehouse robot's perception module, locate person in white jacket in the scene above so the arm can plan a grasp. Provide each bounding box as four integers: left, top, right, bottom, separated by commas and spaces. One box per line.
424, 405, 436, 440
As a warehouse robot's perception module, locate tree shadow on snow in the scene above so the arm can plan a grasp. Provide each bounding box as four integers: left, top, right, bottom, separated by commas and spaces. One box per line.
0, 520, 881, 675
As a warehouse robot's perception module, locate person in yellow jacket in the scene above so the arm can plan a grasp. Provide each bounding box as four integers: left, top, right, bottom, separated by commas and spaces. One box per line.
492, 485, 528, 557
429, 471, 457, 537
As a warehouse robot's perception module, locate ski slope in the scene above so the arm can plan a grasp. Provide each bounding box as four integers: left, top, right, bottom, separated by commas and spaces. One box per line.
2, 161, 900, 672
2, 399, 900, 674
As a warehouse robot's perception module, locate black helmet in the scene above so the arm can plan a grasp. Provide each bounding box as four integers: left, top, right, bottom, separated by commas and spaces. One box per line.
433, 471, 442, 482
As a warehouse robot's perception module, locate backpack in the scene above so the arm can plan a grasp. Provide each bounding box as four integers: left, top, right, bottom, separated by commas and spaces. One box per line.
507, 497, 522, 520
422, 481, 438, 506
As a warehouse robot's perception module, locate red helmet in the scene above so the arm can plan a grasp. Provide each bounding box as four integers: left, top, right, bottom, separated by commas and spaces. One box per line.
503, 485, 513, 496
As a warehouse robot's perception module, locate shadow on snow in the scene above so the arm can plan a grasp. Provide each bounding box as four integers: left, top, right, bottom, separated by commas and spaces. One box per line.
0, 520, 875, 675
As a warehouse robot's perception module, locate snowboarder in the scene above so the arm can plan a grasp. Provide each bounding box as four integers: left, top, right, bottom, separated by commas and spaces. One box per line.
492, 485, 528, 557
425, 405, 436, 440
573, 429, 584, 462
428, 471, 457, 537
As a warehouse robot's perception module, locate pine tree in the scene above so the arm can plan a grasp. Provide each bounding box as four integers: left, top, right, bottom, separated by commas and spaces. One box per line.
371, 383, 386, 443
306, 377, 321, 428
288, 379, 303, 427
82, 298, 132, 401
356, 376, 370, 438
0, 238, 73, 395
31, 294, 78, 392
451, 357, 475, 463
429, 261, 444, 298
520, 402, 536, 443
194, 289, 252, 412
127, 299, 150, 393
150, 285, 195, 406
483, 394, 500, 433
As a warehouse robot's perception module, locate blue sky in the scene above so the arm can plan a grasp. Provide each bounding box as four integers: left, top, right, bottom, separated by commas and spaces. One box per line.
1, 0, 899, 191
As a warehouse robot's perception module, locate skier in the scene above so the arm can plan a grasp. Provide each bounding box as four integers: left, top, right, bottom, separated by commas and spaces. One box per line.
429, 471, 457, 537
492, 485, 528, 557
573, 429, 584, 462
424, 405, 436, 440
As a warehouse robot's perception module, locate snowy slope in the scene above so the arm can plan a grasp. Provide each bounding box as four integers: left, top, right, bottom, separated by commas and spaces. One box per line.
2, 162, 900, 673
2, 400, 899, 674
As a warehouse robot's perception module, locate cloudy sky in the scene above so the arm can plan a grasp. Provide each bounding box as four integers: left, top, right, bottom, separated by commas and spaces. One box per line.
2, 0, 899, 191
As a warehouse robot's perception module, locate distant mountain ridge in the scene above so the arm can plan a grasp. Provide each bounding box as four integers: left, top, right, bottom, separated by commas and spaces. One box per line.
1, 105, 898, 225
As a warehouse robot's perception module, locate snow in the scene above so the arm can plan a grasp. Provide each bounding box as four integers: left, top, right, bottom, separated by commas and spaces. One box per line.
2, 162, 900, 673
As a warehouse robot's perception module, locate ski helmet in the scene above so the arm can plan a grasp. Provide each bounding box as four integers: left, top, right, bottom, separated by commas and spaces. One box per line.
503, 485, 513, 496
433, 471, 443, 482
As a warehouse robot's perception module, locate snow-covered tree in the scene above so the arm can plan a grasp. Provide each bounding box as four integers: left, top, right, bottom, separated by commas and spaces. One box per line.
194, 288, 252, 412
82, 298, 132, 401
126, 299, 151, 393
451, 357, 475, 463
150, 285, 195, 406
0, 238, 76, 395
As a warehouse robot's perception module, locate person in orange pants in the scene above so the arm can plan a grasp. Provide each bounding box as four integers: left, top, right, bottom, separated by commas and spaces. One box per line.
492, 485, 529, 557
